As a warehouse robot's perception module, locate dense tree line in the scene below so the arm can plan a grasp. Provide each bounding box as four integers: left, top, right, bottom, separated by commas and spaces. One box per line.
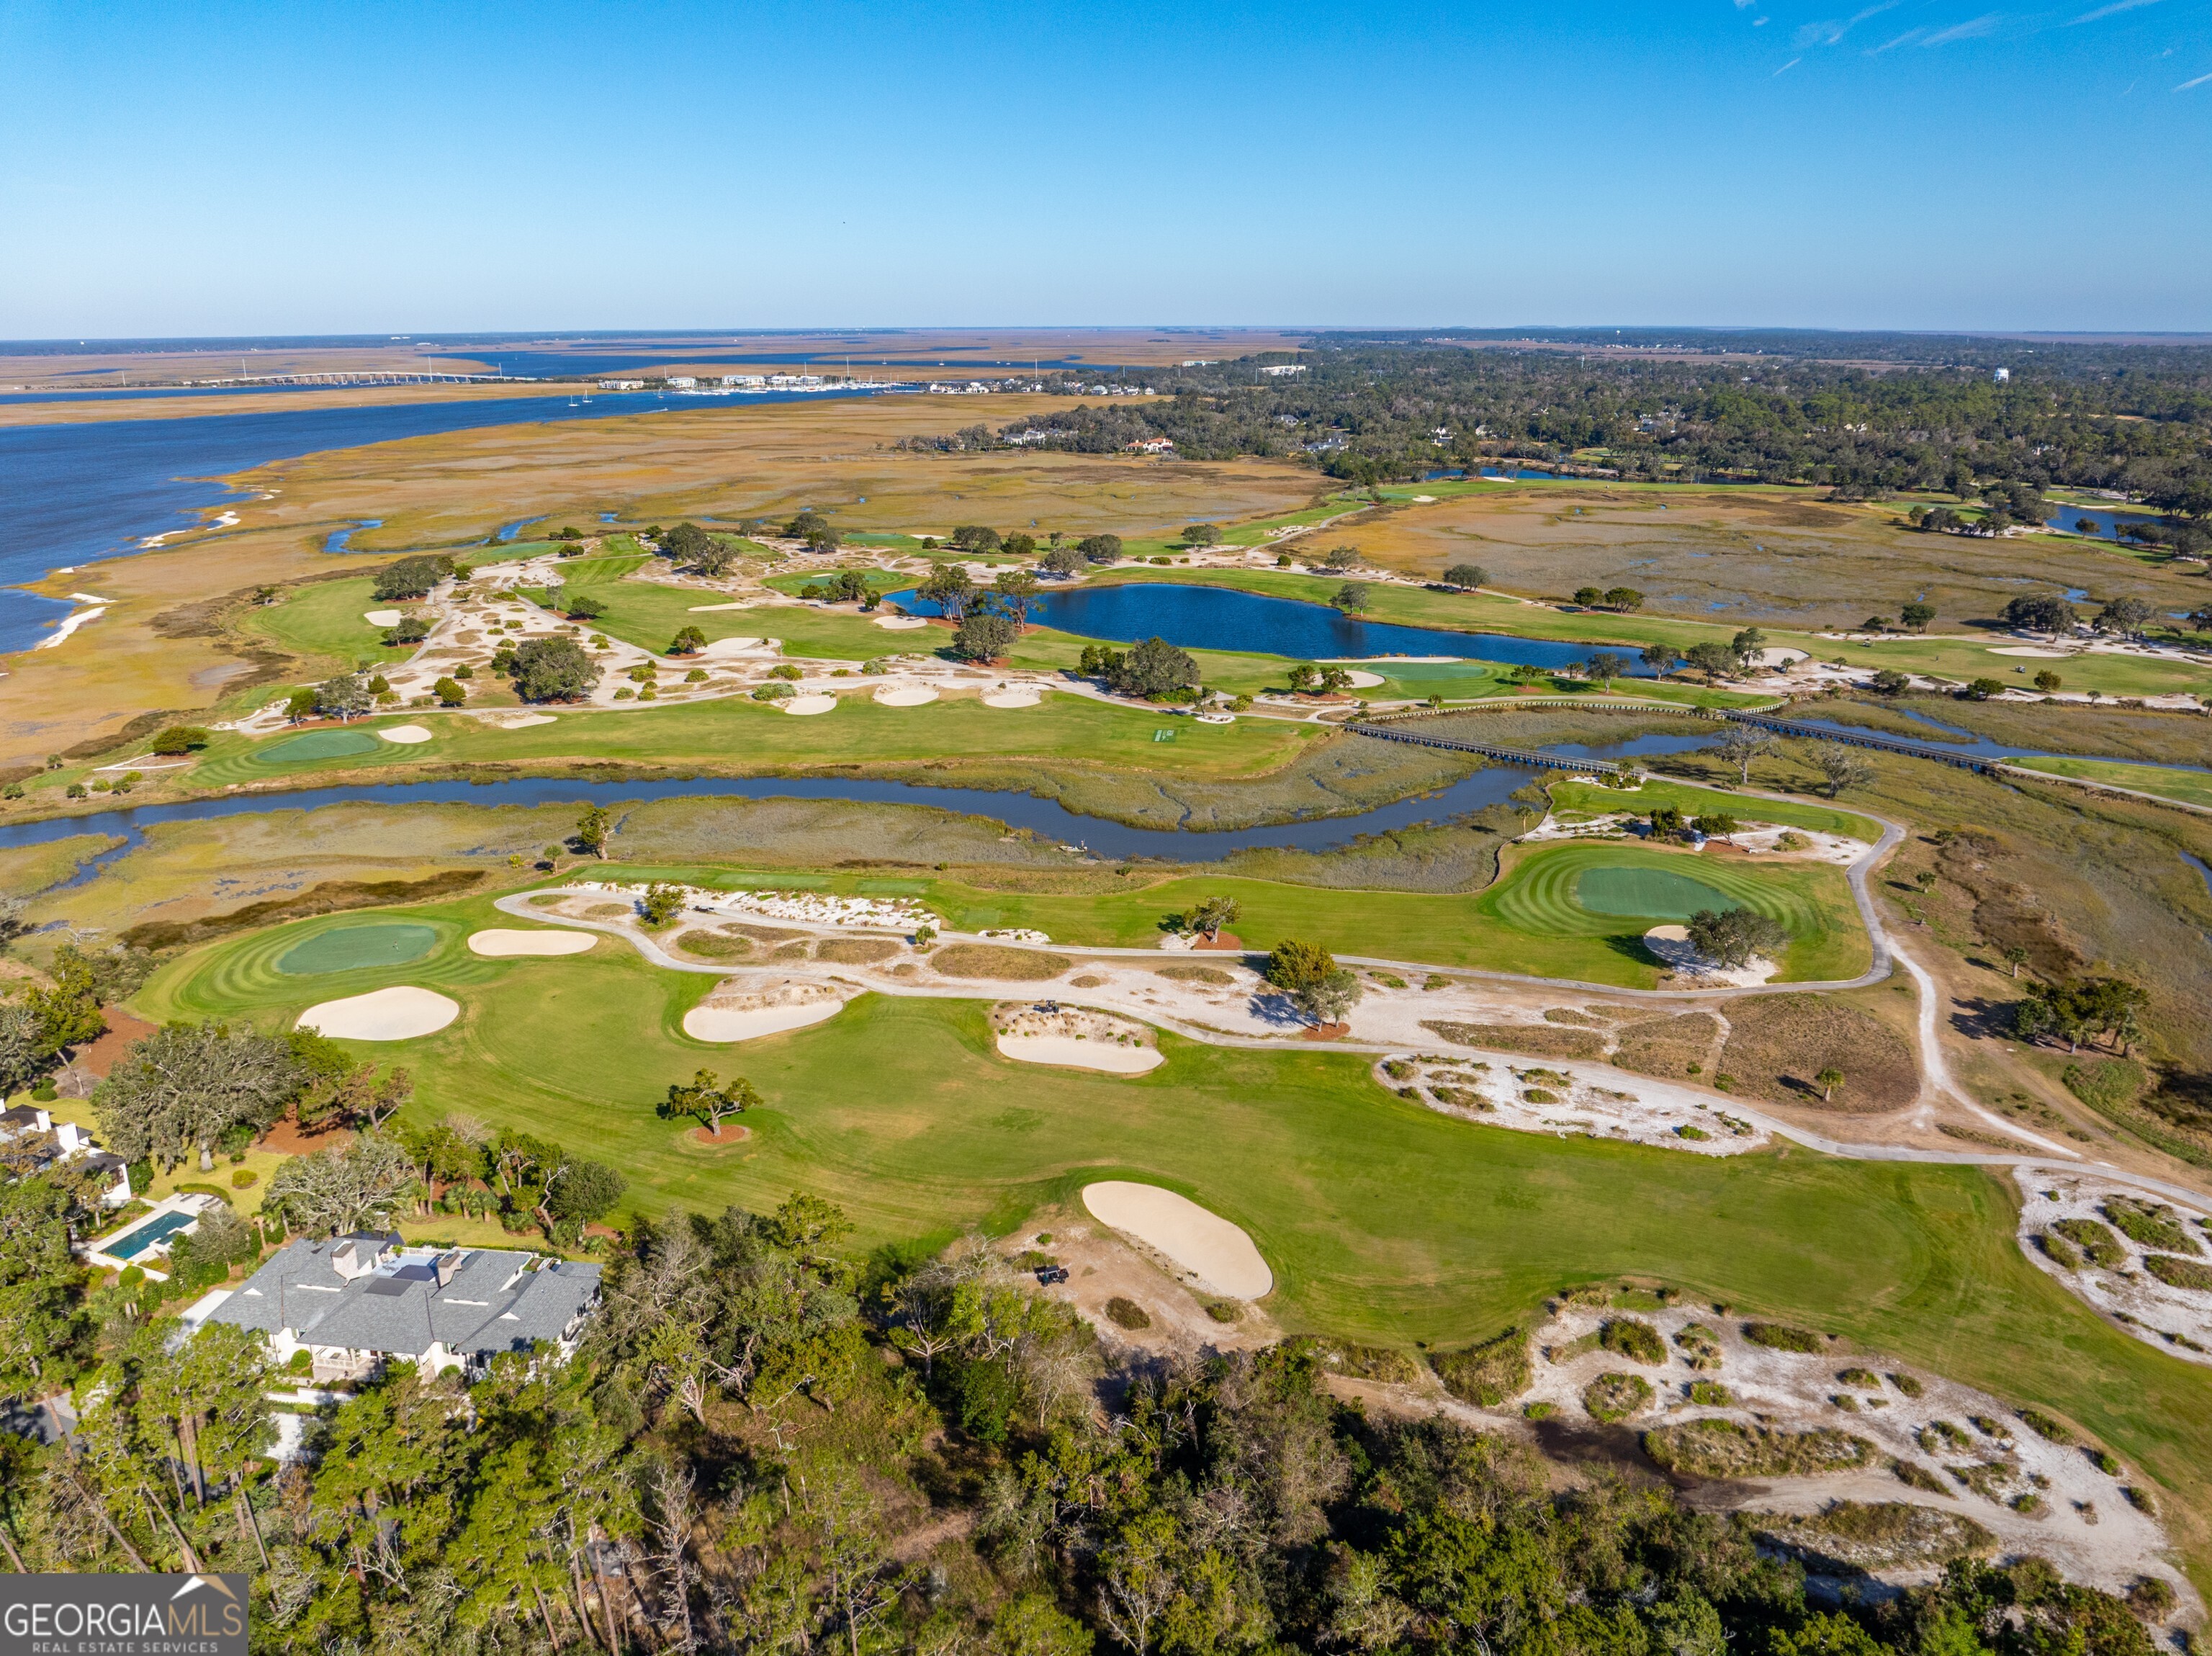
0, 1182, 2168, 1656
973, 340, 2212, 511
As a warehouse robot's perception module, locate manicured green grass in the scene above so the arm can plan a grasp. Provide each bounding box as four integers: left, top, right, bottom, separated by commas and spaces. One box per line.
176, 692, 1323, 791
2009, 755, 2212, 811
274, 922, 439, 976
246, 577, 417, 671
1477, 841, 1867, 981
251, 729, 383, 765
1573, 864, 1737, 919
130, 896, 2212, 1562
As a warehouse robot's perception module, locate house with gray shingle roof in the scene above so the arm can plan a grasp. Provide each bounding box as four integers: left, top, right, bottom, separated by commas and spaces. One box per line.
204, 1232, 601, 1382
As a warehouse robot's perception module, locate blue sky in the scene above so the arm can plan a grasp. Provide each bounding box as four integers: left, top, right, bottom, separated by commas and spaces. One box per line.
2, 0, 2208, 335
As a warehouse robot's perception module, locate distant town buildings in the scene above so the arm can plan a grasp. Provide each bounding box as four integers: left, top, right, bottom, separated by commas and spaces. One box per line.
203, 1233, 603, 1382
1258, 363, 1307, 377
665, 376, 698, 389
598, 379, 645, 390
1993, 367, 2011, 382
722, 374, 767, 387
1125, 436, 1176, 454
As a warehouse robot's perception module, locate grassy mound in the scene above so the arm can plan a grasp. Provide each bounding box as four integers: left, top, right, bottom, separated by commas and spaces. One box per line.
2144, 1254, 2212, 1292
672, 930, 752, 961
1644, 1418, 1876, 1478
273, 922, 439, 976
1744, 1320, 1825, 1352
816, 938, 902, 965
1583, 1372, 1654, 1423
930, 944, 1070, 980
1431, 1325, 1530, 1405
1156, 963, 1234, 985
252, 728, 383, 765
2104, 1197, 2200, 1256
1755, 1501, 1995, 1572
2052, 1218, 2126, 1269
1421, 1020, 1604, 1060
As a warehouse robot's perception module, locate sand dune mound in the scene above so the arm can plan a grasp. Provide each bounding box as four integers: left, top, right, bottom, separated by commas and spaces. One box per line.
683, 978, 845, 1042
297, 986, 459, 1040
1082, 1182, 1272, 1299
468, 929, 597, 958
982, 687, 1042, 708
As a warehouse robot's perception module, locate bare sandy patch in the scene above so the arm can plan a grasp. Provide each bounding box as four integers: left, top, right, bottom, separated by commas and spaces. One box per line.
697, 634, 767, 657
1379, 1053, 1765, 1153
377, 724, 434, 744
467, 929, 597, 958
687, 601, 755, 612
873, 684, 938, 706
1988, 646, 2074, 658
472, 711, 557, 729
297, 986, 459, 1040
782, 693, 838, 715
873, 615, 930, 630
993, 1004, 1162, 1073
363, 609, 402, 626
2012, 1169, 2212, 1367
1000, 1035, 1163, 1072
1082, 1182, 1272, 1299
982, 686, 1042, 707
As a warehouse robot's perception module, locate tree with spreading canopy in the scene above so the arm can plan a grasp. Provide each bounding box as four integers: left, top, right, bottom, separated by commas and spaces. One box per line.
511, 636, 601, 702
1442, 562, 1488, 590
1685, 907, 1789, 969
94, 1021, 303, 1173
661, 1068, 761, 1138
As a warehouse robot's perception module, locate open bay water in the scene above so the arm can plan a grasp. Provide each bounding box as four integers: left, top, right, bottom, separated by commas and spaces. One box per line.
890, 580, 1665, 673
0, 386, 885, 652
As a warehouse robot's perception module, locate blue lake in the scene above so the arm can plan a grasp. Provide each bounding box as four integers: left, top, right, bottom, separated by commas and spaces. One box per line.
889, 581, 1669, 674
0, 386, 885, 651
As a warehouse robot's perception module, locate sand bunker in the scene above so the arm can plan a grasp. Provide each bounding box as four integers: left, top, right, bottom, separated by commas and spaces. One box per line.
982, 687, 1042, 708
698, 636, 766, 657
873, 615, 930, 630
1644, 924, 1775, 986
1082, 1182, 1272, 1298
467, 929, 597, 958
999, 1035, 1164, 1074
378, 724, 434, 744
363, 609, 403, 626
783, 693, 837, 715
297, 986, 459, 1040
873, 684, 938, 706
1988, 646, 2073, 658
683, 991, 843, 1041
477, 711, 556, 729
1342, 670, 1385, 688
687, 601, 754, 612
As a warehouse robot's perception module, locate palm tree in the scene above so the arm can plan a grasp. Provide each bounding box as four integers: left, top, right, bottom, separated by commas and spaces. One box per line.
1815, 1068, 1844, 1103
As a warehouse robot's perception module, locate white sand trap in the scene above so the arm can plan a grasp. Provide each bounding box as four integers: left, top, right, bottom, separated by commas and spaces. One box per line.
1749, 647, 1809, 668
873, 615, 930, 630
378, 724, 434, 744
698, 636, 766, 658
363, 609, 403, 626
297, 986, 459, 1040
687, 602, 755, 612
467, 929, 597, 958
783, 693, 837, 715
873, 684, 938, 706
1082, 1182, 1272, 1299
998, 1034, 1164, 1074
1643, 924, 1775, 986
683, 1000, 842, 1041
983, 687, 1042, 708
1989, 646, 2073, 657
480, 712, 556, 729
1342, 670, 1385, 688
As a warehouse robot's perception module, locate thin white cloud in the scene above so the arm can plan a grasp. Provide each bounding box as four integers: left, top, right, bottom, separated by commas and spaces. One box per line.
1753, 14, 1769, 22
2177, 68, 2212, 89
1869, 26, 1925, 50
2069, 0, 2159, 22
1794, 3, 1899, 50
1773, 55, 1803, 73
1922, 12, 2003, 45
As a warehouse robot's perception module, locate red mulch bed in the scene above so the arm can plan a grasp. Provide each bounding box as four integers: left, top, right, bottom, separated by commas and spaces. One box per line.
1300, 1022, 1352, 1042
67, 1011, 158, 1079
262, 1118, 354, 1156
1192, 932, 1245, 952
683, 1124, 753, 1149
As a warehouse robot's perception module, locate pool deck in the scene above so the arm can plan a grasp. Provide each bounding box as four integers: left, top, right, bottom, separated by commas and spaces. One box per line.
81, 1192, 216, 1277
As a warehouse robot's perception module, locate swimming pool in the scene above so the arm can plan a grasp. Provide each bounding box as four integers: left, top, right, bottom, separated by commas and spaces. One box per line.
103, 1210, 197, 1260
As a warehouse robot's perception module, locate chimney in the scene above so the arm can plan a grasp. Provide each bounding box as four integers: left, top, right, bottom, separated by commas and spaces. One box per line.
331, 1239, 379, 1281
435, 1251, 462, 1287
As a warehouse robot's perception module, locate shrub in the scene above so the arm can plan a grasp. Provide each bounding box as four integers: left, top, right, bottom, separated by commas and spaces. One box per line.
1889, 1373, 1923, 1398
1203, 1300, 1241, 1324
1919, 1421, 1972, 1453
1431, 1325, 1530, 1405
2018, 1408, 2075, 1444
1524, 1400, 1555, 1420
1310, 1342, 1420, 1383
1600, 1318, 1665, 1365
1104, 1297, 1151, 1331
1677, 1123, 1709, 1140
149, 725, 212, 755
2143, 1253, 2212, 1290
2104, 1197, 2200, 1255
1837, 1367, 1880, 1388
231, 1169, 258, 1189
1894, 1460, 1948, 1493
1969, 1414, 2012, 1441
1674, 1323, 1723, 1370
1645, 1418, 1876, 1477
2123, 1485, 2156, 1515
1743, 1320, 1822, 1353
768, 662, 804, 681
1581, 1372, 1653, 1423
2088, 1448, 2121, 1476
2051, 1218, 2126, 1269
2126, 1578, 2177, 1621
2010, 1493, 2048, 1517
2038, 1230, 2083, 1269
1686, 1380, 1733, 1405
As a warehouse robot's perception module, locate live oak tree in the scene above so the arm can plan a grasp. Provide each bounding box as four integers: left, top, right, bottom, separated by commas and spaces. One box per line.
1811, 742, 1876, 797
313, 672, 373, 721
1076, 533, 1123, 564
1331, 581, 1372, 614
1642, 641, 1678, 674
661, 1068, 761, 1138
952, 611, 1020, 662
1711, 724, 1779, 784
1442, 562, 1487, 590
371, 556, 444, 601
917, 564, 979, 621
575, 804, 613, 858
1685, 906, 1789, 968
511, 636, 601, 703
1263, 937, 1363, 1027
263, 1132, 418, 1238
94, 1021, 303, 1173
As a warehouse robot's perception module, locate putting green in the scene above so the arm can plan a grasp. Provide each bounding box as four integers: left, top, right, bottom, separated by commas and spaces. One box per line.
253, 729, 382, 765
274, 923, 439, 976
1573, 865, 1737, 920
